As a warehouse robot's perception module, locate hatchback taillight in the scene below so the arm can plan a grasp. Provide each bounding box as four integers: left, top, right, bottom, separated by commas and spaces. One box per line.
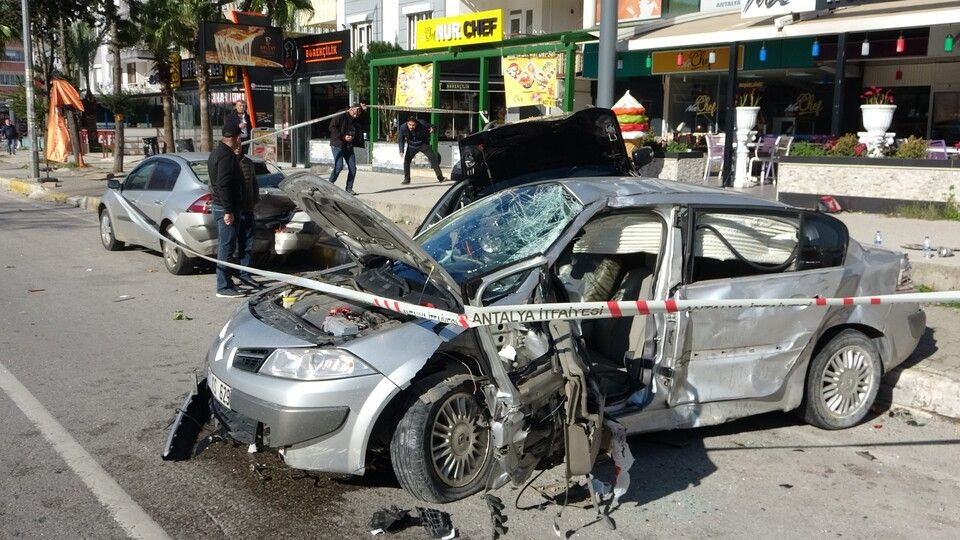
188, 194, 212, 214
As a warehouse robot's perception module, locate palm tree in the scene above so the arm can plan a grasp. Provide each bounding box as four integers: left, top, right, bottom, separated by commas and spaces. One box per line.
65, 21, 108, 94
138, 0, 186, 153
177, 0, 223, 152
246, 0, 314, 30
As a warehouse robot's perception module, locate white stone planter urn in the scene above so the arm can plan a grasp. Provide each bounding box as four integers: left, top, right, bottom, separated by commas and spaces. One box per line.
861, 104, 897, 133
736, 106, 760, 130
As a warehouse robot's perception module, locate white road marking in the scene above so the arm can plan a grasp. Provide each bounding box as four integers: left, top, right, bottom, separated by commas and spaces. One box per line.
0, 360, 170, 539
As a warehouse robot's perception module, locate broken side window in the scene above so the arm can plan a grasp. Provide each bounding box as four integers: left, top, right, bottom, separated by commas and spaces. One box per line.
691, 211, 800, 282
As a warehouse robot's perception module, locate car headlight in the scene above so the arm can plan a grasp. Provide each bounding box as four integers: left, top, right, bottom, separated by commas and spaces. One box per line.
260, 348, 376, 381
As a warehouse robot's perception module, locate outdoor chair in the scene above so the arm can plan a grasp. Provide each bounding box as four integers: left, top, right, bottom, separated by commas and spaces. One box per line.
927, 140, 948, 160
748, 134, 777, 183
762, 135, 794, 184
703, 133, 725, 183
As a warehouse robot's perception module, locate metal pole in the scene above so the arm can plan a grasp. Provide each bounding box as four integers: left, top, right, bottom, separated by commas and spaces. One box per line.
831, 33, 847, 136
721, 42, 739, 188
596, 0, 617, 108
21, 0, 40, 180
430, 60, 439, 152
564, 43, 576, 112
478, 58, 488, 130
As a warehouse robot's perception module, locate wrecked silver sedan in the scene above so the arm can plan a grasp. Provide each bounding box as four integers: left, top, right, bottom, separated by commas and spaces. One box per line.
165, 108, 925, 503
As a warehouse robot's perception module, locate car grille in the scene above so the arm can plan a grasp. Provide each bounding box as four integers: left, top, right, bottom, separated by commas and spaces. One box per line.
232, 348, 271, 373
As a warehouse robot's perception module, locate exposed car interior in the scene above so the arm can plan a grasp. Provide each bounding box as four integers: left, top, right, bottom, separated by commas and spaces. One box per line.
554, 213, 663, 404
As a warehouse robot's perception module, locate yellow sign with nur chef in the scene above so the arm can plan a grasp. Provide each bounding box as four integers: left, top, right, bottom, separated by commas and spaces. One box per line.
415, 9, 503, 50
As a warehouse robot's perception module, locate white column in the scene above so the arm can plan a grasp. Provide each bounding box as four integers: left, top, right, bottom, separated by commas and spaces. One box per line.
583, 0, 596, 28
733, 128, 753, 187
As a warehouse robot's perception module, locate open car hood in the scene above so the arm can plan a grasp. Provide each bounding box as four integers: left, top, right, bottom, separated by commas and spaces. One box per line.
280, 172, 464, 309
458, 107, 633, 191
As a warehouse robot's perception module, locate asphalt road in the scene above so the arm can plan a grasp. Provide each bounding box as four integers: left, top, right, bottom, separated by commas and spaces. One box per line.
1, 190, 959, 539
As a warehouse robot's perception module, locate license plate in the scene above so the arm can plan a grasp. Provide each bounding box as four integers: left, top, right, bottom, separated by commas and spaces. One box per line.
208, 372, 232, 409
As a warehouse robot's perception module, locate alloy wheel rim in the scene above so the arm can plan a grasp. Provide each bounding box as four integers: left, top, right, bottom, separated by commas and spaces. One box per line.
431, 393, 489, 488
100, 214, 112, 246
819, 345, 875, 417
162, 238, 179, 267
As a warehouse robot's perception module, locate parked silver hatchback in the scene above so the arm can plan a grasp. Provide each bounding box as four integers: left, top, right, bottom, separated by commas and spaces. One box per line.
165, 109, 925, 504
98, 153, 319, 274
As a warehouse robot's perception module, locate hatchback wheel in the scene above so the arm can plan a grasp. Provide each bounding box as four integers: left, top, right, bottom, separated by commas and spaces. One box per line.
390, 376, 492, 503
100, 210, 124, 251
161, 225, 193, 275
803, 330, 881, 430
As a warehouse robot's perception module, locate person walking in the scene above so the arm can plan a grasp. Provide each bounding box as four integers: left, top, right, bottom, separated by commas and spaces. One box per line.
398, 116, 446, 185
2, 119, 18, 155
329, 104, 366, 194
208, 124, 258, 298
225, 100, 252, 146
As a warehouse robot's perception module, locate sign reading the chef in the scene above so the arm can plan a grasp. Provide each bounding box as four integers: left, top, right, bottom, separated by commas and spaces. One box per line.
741, 0, 816, 19
502, 55, 560, 108
785, 93, 824, 117
651, 46, 743, 74
416, 9, 502, 50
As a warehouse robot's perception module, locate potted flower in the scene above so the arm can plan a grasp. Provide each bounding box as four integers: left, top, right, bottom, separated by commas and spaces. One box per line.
735, 89, 762, 130
860, 86, 896, 133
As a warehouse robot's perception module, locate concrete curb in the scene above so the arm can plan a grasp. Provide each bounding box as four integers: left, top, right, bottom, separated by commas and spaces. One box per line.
1, 177, 101, 211
883, 364, 960, 420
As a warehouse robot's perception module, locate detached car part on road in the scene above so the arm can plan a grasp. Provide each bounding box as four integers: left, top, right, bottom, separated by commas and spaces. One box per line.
98, 153, 320, 274
164, 109, 925, 503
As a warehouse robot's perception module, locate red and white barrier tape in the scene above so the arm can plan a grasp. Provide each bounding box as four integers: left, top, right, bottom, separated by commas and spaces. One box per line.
115, 194, 947, 330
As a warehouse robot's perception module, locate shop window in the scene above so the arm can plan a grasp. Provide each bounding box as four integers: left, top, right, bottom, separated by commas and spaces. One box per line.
690, 211, 800, 282
352, 22, 371, 53
509, 9, 533, 37
889, 86, 930, 139
931, 90, 960, 146
406, 11, 431, 49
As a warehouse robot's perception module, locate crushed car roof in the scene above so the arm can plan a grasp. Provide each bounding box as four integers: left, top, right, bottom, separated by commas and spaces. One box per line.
556, 177, 795, 210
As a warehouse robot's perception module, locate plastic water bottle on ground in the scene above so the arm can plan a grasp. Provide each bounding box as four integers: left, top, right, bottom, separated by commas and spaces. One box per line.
874, 230, 882, 246
923, 236, 931, 258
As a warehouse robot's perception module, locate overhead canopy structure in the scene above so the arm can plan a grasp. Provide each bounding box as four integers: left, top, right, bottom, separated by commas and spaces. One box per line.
628, 0, 960, 50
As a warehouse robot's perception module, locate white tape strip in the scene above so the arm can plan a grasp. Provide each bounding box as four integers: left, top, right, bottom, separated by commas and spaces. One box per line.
115, 192, 951, 330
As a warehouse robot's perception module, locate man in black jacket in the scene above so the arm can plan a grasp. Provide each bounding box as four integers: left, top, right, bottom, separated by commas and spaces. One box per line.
2, 119, 17, 155
208, 124, 258, 298
328, 104, 365, 194
397, 116, 445, 185
224, 100, 251, 146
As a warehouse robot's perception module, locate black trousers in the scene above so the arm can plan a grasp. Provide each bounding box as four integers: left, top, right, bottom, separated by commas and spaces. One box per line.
403, 144, 443, 182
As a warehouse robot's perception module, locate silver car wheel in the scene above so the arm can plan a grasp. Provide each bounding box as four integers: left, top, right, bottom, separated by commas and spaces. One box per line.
162, 237, 179, 267
100, 213, 113, 246
819, 345, 876, 418
430, 393, 489, 488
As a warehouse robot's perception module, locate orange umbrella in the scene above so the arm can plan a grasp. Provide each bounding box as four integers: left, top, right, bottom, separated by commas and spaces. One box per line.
45, 79, 86, 166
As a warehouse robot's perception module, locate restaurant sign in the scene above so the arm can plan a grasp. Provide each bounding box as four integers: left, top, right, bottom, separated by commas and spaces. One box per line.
201, 21, 284, 68
415, 9, 502, 50
651, 46, 744, 74
741, 0, 816, 18
281, 30, 350, 77
785, 93, 824, 117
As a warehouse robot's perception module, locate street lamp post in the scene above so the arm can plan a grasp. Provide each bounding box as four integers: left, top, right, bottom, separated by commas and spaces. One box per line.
20, 0, 40, 180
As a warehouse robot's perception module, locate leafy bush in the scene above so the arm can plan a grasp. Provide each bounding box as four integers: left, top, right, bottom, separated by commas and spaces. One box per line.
789, 141, 827, 157
826, 133, 860, 157
895, 136, 928, 159
666, 141, 689, 153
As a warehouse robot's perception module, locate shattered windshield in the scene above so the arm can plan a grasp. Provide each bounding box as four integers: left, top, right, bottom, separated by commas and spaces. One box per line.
414, 183, 583, 284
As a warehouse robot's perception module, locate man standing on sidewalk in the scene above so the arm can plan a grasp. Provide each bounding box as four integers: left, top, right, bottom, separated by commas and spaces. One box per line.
225, 100, 252, 146
2, 119, 18, 155
329, 104, 366, 194
398, 116, 446, 185
208, 124, 258, 298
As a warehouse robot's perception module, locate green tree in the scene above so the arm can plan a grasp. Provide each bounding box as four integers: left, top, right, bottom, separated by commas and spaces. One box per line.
176, 0, 225, 152
65, 21, 107, 94
103, 0, 142, 172
345, 41, 403, 136
138, 0, 186, 153
238, 0, 314, 30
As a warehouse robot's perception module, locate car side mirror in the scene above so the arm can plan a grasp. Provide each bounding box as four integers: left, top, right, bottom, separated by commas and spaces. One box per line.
632, 146, 654, 169
107, 178, 121, 190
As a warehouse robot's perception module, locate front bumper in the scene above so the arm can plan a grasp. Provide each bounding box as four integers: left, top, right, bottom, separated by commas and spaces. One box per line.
209, 381, 348, 447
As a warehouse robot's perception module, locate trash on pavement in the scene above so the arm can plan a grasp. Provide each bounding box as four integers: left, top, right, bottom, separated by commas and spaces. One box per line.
483, 494, 508, 539
27, 288, 45, 293
113, 295, 135, 302
416, 507, 455, 539
605, 419, 634, 502
856, 450, 877, 461
888, 407, 929, 427
369, 506, 414, 534
173, 309, 192, 320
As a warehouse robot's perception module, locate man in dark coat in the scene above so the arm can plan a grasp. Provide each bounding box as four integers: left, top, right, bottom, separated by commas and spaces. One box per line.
224, 100, 252, 146
397, 116, 446, 185
2, 119, 18, 155
208, 124, 258, 298
328, 103, 366, 194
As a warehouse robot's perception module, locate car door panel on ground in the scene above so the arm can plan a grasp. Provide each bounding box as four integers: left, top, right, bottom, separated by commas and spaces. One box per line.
670, 208, 847, 405
113, 160, 156, 245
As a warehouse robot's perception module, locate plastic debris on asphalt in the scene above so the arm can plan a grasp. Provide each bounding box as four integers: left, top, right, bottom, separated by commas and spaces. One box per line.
605, 419, 634, 502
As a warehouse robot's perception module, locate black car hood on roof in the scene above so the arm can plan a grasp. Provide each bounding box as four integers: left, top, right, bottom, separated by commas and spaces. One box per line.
457, 107, 633, 191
